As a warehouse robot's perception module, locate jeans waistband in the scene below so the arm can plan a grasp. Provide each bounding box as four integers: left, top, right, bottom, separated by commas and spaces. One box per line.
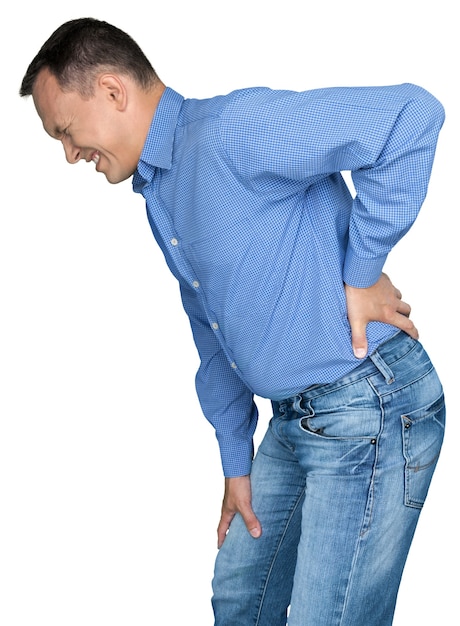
280, 332, 418, 405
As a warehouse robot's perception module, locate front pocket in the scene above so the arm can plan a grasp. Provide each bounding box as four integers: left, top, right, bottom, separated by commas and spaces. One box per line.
402, 393, 446, 509
297, 380, 382, 440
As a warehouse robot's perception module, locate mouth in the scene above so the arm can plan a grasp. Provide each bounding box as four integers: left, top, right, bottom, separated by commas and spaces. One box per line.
91, 151, 101, 169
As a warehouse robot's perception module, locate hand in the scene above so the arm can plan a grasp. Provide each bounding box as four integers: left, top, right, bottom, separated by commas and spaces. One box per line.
217, 475, 262, 549
345, 272, 418, 359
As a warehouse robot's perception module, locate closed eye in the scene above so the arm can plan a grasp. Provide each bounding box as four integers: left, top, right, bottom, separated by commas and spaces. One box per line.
53, 126, 70, 140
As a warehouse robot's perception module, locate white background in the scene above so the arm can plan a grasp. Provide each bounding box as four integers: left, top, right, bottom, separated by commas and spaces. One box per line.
1, 2, 457, 624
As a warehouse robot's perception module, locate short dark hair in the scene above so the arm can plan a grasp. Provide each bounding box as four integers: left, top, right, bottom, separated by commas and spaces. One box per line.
20, 17, 159, 98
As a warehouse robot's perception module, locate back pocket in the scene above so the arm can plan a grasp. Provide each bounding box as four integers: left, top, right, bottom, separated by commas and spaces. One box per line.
402, 393, 445, 509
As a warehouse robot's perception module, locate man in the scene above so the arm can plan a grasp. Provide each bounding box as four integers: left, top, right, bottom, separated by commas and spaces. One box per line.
20, 17, 445, 625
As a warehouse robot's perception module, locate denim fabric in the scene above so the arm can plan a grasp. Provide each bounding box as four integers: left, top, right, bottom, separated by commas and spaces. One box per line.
212, 333, 445, 625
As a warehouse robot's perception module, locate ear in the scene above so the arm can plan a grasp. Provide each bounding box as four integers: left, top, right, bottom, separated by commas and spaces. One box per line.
97, 74, 128, 111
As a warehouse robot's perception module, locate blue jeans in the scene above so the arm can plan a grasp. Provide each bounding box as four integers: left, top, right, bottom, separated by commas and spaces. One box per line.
212, 333, 445, 625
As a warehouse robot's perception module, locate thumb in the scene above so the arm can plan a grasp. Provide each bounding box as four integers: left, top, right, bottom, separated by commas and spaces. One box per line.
350, 321, 368, 359
240, 504, 262, 539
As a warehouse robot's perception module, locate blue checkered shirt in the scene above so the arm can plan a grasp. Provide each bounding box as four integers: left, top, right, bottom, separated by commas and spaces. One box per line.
133, 83, 444, 476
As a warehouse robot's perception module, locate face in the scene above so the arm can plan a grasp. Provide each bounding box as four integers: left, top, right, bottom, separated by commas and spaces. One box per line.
32, 68, 141, 184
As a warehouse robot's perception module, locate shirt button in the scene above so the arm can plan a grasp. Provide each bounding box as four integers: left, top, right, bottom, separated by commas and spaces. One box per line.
192, 280, 200, 289
230, 362, 238, 370
170, 238, 178, 246
211, 322, 219, 330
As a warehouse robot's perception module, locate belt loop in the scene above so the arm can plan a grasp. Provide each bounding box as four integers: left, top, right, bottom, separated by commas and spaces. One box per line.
368, 349, 395, 384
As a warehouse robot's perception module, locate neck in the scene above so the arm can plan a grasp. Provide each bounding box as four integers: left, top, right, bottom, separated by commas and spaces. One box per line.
131, 79, 167, 155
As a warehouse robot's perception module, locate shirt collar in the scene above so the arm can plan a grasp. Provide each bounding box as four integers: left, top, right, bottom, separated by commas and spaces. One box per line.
132, 87, 184, 193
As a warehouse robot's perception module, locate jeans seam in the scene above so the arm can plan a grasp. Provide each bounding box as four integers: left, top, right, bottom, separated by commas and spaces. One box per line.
339, 435, 382, 624
254, 486, 305, 625
357, 381, 385, 539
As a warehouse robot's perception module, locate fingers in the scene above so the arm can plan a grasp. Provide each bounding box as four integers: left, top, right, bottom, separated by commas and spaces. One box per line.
389, 304, 419, 339
400, 317, 419, 339
217, 510, 235, 549
387, 292, 419, 339
397, 298, 411, 317
345, 273, 420, 360
350, 302, 419, 357
217, 502, 262, 549
217, 476, 262, 548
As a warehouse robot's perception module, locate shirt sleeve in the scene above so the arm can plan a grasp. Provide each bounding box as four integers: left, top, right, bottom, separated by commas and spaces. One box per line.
221, 83, 445, 288
179, 282, 258, 477
344, 85, 445, 286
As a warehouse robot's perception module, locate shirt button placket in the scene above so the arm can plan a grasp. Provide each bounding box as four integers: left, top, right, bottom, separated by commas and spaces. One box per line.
169, 236, 198, 291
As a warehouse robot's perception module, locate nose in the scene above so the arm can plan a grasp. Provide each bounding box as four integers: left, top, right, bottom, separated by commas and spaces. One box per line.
61, 135, 81, 164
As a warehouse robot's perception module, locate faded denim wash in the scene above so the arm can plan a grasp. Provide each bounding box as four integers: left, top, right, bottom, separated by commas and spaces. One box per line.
212, 333, 445, 625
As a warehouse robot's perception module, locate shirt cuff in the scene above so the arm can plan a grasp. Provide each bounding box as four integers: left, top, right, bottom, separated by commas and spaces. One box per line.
218, 436, 254, 478
343, 250, 388, 288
